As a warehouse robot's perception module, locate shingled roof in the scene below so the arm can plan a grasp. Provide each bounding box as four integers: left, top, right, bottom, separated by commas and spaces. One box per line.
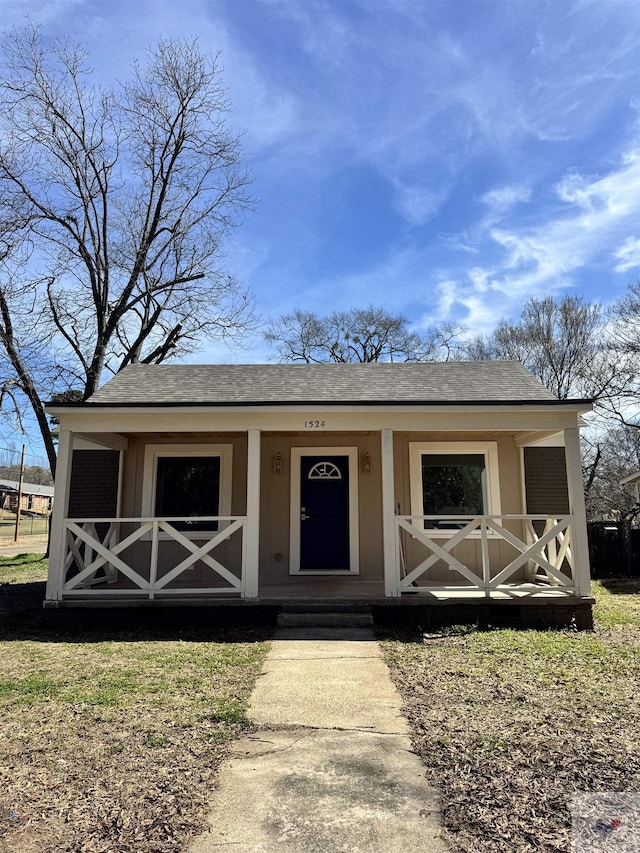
76, 361, 570, 406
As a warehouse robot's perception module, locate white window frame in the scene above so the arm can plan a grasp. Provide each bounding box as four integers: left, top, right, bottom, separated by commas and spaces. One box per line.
409, 441, 501, 537
289, 446, 359, 575
142, 444, 233, 540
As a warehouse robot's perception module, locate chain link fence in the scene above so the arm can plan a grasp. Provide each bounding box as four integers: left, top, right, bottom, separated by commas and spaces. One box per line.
0, 508, 50, 543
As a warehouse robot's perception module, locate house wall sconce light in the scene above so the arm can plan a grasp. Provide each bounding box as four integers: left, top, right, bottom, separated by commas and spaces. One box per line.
273, 452, 283, 475
362, 452, 371, 474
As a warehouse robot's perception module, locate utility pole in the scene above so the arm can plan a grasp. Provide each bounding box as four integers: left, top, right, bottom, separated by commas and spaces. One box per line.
13, 444, 25, 544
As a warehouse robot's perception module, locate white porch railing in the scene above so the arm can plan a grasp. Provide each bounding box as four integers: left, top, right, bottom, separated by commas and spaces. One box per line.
395, 515, 576, 597
59, 517, 246, 599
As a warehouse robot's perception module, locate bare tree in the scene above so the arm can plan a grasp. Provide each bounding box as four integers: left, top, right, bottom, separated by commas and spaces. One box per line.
609, 281, 640, 428
464, 293, 638, 511
584, 425, 640, 519
0, 29, 254, 474
463, 295, 624, 400
612, 281, 640, 355
265, 305, 462, 363
0, 463, 53, 485
0, 208, 61, 468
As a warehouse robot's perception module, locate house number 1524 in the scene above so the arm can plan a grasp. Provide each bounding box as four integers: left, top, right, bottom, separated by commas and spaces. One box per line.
304, 420, 325, 429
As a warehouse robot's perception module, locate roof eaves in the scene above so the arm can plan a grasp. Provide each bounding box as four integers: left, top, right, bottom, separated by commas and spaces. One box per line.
46, 397, 592, 409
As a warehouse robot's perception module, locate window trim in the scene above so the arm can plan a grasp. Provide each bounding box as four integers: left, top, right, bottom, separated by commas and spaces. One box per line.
142, 444, 233, 539
409, 441, 501, 537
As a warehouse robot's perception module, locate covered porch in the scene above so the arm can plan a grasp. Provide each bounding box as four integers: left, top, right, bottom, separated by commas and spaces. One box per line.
45, 417, 592, 608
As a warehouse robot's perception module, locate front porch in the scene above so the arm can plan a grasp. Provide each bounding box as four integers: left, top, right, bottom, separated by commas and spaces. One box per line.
48, 510, 584, 605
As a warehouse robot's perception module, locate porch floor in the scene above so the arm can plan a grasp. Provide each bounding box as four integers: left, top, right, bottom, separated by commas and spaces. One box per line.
51, 584, 589, 607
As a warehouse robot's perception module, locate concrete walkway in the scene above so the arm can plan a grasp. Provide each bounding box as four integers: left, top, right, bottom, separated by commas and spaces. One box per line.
190, 627, 451, 852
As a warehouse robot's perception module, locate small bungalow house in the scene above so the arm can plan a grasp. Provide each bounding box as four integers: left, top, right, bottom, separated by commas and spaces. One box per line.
44, 362, 593, 624
0, 480, 54, 515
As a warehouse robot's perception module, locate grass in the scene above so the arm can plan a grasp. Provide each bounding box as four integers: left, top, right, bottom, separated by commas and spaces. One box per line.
4, 555, 638, 851
380, 580, 640, 853
0, 553, 48, 584
0, 555, 271, 853
0, 515, 50, 541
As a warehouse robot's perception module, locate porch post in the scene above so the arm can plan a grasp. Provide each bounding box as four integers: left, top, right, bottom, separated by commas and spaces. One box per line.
244, 429, 261, 598
564, 426, 591, 598
45, 429, 73, 603
381, 429, 399, 597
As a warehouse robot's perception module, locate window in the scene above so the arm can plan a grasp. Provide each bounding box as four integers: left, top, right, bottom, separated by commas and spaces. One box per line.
142, 444, 232, 536
155, 456, 220, 531
409, 442, 501, 533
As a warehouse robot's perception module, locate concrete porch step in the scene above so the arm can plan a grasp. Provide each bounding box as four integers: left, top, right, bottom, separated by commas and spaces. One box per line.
277, 606, 373, 628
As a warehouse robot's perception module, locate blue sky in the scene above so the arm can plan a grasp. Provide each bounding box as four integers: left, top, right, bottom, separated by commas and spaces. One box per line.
2, 0, 640, 462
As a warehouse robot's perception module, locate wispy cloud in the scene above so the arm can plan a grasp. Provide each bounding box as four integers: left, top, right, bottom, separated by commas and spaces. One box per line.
421, 147, 640, 334
391, 183, 448, 227
481, 185, 531, 215
483, 148, 638, 290
1, 0, 83, 28
613, 237, 640, 274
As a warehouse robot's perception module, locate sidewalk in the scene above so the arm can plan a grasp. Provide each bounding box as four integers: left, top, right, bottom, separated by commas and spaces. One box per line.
0, 537, 48, 557
190, 626, 451, 853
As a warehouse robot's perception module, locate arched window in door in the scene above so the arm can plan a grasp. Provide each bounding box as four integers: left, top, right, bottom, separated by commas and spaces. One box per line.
307, 461, 342, 480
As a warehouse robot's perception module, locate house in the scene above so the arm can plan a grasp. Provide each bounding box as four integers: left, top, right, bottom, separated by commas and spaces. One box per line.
43, 362, 594, 626
0, 480, 54, 515
620, 470, 640, 506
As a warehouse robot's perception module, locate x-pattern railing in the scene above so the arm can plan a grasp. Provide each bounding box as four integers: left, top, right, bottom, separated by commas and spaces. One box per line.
396, 515, 575, 596
61, 517, 246, 598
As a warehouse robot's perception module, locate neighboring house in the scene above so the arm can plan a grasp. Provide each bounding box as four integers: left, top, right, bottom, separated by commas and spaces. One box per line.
0, 480, 54, 515
44, 362, 593, 625
620, 470, 640, 506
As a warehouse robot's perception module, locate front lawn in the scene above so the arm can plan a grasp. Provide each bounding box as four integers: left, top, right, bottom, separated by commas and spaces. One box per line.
0, 552, 48, 584
0, 555, 270, 853
381, 581, 640, 853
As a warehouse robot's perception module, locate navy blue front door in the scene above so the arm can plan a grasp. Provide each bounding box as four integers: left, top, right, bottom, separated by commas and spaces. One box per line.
300, 455, 350, 571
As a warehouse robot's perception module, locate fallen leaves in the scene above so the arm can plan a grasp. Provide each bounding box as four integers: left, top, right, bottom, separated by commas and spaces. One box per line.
381, 584, 640, 852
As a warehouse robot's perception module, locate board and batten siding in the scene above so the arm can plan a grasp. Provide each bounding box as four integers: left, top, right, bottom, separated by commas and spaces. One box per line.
523, 447, 570, 515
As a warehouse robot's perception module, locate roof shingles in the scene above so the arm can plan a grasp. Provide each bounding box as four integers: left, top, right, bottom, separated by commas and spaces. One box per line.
83, 362, 560, 406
